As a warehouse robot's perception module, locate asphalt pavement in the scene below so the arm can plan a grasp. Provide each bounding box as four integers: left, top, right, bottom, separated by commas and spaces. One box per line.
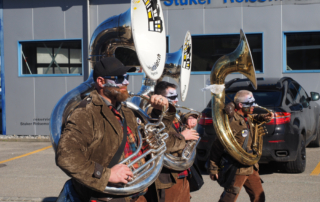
0, 139, 319, 202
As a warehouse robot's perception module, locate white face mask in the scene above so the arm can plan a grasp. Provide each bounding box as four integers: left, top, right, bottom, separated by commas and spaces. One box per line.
102, 74, 129, 88
166, 88, 178, 102
241, 95, 256, 107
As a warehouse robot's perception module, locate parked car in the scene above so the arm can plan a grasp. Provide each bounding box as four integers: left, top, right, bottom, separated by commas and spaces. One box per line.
196, 77, 320, 173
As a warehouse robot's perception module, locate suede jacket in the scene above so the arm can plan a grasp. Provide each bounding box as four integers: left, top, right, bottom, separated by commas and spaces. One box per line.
56, 90, 176, 201
209, 111, 266, 176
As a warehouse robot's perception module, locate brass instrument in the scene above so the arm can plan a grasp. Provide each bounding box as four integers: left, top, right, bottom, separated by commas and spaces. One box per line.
51, 0, 169, 196
174, 104, 202, 160
129, 31, 196, 171
159, 31, 192, 101
250, 106, 270, 156
210, 29, 265, 166
129, 92, 200, 171
130, 31, 192, 109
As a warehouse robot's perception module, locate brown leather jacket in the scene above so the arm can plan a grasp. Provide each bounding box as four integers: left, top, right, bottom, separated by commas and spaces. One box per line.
56, 90, 176, 201
209, 111, 266, 176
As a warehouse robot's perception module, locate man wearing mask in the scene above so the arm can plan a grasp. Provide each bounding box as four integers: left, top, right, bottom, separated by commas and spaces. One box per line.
145, 81, 199, 202
208, 90, 274, 202
56, 57, 172, 202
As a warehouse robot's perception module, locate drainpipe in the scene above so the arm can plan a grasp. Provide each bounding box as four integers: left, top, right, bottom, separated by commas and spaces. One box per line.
87, 0, 91, 73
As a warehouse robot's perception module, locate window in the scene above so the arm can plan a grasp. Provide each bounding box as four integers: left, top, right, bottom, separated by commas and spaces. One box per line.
191, 33, 263, 72
284, 32, 320, 72
292, 81, 309, 108
19, 40, 82, 76
287, 82, 300, 105
226, 91, 282, 107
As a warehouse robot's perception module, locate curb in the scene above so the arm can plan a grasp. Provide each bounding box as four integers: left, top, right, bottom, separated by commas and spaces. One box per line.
0, 135, 50, 142
0, 197, 56, 202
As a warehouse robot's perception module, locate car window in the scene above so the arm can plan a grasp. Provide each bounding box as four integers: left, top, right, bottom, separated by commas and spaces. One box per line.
225, 91, 282, 107
283, 81, 291, 105
299, 88, 309, 101
292, 81, 309, 108
287, 82, 300, 104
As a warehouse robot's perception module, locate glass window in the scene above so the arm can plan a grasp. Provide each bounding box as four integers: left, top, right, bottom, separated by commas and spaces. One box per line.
292, 81, 310, 108
299, 87, 309, 108
20, 40, 82, 75
285, 32, 320, 71
225, 91, 282, 107
192, 34, 263, 72
287, 82, 300, 104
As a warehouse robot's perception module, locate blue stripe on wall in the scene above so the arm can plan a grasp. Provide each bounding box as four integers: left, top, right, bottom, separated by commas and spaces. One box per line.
0, 0, 6, 135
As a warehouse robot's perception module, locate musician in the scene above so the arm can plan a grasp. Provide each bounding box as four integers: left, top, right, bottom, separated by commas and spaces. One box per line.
56, 57, 173, 202
145, 81, 199, 202
209, 90, 274, 202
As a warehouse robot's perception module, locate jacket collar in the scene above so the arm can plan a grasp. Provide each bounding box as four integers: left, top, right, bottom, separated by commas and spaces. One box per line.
90, 90, 122, 136
234, 111, 253, 125
233, 111, 242, 121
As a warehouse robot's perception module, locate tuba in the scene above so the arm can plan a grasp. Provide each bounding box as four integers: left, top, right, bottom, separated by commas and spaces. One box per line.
130, 31, 192, 110
159, 31, 192, 102
131, 31, 199, 171
210, 29, 263, 166
50, 0, 169, 195
162, 31, 200, 171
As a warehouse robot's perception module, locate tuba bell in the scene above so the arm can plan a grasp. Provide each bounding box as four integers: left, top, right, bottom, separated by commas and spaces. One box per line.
161, 31, 199, 171
50, 0, 169, 195
159, 31, 192, 102
210, 29, 263, 166
130, 31, 192, 111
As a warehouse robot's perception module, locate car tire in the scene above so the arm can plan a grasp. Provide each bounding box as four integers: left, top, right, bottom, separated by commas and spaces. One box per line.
285, 134, 306, 173
309, 119, 320, 147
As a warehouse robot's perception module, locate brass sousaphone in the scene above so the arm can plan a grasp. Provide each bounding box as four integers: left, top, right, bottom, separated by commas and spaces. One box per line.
131, 31, 199, 171
130, 31, 192, 109
161, 31, 200, 171
210, 29, 264, 166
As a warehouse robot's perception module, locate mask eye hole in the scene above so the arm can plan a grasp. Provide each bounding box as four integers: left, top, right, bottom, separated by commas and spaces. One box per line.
166, 95, 178, 100
241, 102, 255, 107
103, 75, 129, 84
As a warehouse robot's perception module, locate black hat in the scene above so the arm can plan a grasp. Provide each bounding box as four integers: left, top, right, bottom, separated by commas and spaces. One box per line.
93, 57, 136, 81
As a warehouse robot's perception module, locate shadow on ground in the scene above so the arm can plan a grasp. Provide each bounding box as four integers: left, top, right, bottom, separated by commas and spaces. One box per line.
196, 159, 289, 176
42, 197, 57, 202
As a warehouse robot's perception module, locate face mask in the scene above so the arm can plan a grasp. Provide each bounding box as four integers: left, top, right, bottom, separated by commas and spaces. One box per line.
166, 88, 178, 102
102, 74, 129, 88
241, 95, 256, 108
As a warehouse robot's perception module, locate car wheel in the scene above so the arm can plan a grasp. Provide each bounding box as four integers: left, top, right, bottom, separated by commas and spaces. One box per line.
285, 134, 306, 173
309, 119, 320, 147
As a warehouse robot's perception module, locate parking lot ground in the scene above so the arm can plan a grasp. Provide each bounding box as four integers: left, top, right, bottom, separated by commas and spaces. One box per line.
0, 141, 319, 202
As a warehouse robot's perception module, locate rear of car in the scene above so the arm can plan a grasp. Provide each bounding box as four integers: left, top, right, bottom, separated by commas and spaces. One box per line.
196, 104, 215, 166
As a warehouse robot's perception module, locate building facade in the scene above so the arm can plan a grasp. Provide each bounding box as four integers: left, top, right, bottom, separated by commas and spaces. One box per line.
1, 0, 320, 135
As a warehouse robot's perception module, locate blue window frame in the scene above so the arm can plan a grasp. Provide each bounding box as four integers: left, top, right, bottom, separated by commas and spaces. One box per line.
191, 33, 263, 75
18, 39, 83, 77
0, 0, 5, 134
283, 31, 320, 73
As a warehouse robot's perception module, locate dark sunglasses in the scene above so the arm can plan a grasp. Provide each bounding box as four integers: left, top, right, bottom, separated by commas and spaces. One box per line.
103, 74, 129, 84
166, 95, 178, 100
